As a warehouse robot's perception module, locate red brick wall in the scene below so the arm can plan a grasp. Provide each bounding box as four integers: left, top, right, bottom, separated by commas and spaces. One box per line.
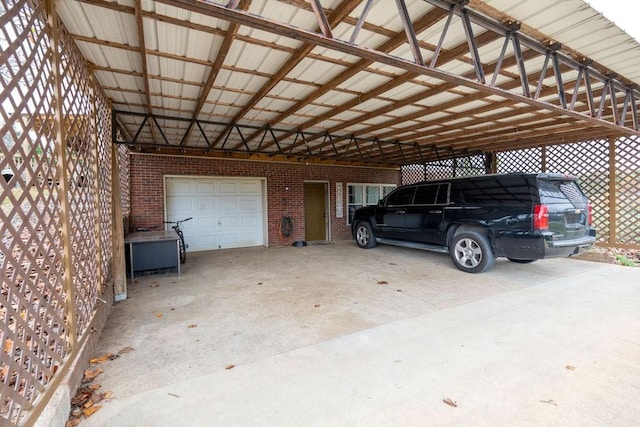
129, 154, 399, 246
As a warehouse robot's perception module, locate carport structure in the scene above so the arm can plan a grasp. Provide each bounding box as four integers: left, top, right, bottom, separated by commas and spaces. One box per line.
0, 0, 639, 424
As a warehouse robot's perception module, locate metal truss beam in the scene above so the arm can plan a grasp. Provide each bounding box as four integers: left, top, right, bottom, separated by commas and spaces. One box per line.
113, 110, 478, 164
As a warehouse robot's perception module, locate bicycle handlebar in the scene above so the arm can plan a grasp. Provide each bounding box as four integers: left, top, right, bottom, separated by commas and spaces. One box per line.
163, 217, 193, 226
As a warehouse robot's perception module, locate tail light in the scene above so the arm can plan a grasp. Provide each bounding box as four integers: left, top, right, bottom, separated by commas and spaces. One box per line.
533, 204, 549, 230
587, 202, 593, 226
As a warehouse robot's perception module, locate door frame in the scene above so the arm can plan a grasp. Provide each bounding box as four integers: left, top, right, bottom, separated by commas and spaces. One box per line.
303, 180, 330, 241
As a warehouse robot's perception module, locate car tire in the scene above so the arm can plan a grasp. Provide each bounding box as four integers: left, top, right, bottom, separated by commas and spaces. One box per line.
450, 231, 495, 273
355, 221, 376, 249
507, 258, 536, 264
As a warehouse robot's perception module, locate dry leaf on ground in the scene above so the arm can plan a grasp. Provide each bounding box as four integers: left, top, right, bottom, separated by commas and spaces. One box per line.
156, 312, 163, 318
83, 368, 103, 382
314, 304, 321, 308
83, 405, 102, 417
89, 353, 115, 364
102, 391, 113, 399
566, 365, 576, 371
225, 365, 235, 370
187, 324, 197, 328
65, 418, 82, 427
443, 398, 458, 407
377, 280, 388, 285
88, 384, 101, 391
118, 346, 135, 354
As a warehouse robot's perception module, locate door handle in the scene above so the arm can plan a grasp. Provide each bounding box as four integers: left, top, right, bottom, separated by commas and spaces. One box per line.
394, 210, 406, 214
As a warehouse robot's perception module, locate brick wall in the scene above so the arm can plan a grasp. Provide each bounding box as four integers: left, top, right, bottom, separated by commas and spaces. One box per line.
129, 154, 400, 246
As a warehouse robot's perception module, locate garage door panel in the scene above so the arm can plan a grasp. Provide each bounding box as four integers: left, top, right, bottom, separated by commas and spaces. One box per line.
195, 182, 216, 194
168, 180, 194, 194
166, 177, 265, 251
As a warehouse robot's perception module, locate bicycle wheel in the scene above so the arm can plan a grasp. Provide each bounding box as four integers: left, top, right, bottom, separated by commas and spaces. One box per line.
177, 231, 186, 264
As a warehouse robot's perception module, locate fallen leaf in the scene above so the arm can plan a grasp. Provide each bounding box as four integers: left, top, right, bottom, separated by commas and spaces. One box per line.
118, 346, 135, 354
168, 392, 180, 398
225, 365, 235, 370
257, 282, 263, 285
83, 400, 94, 409
566, 365, 576, 371
89, 353, 114, 364
188, 324, 197, 328
396, 289, 402, 292
88, 384, 101, 391
65, 418, 82, 427
83, 368, 103, 381
102, 391, 113, 399
149, 283, 159, 288
443, 398, 457, 407
377, 280, 388, 285
314, 304, 320, 308
156, 312, 163, 318
83, 405, 102, 417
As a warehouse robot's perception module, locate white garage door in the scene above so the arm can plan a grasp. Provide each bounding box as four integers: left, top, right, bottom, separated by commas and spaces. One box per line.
165, 176, 265, 251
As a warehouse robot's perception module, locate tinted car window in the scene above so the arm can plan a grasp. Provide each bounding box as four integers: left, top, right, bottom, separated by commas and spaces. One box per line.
413, 184, 438, 205
413, 183, 449, 205
451, 176, 533, 206
539, 179, 586, 207
386, 187, 415, 206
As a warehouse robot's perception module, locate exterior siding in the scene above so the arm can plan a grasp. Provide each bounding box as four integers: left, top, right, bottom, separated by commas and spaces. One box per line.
129, 154, 400, 246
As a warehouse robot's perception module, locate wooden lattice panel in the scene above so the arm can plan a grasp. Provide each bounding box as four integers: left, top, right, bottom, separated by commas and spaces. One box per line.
1, 2, 115, 424
496, 147, 543, 173
0, 0, 69, 422
615, 136, 640, 246
58, 21, 100, 335
546, 140, 610, 243
96, 92, 113, 283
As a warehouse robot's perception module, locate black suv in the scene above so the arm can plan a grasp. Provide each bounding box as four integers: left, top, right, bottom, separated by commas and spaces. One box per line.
352, 173, 596, 273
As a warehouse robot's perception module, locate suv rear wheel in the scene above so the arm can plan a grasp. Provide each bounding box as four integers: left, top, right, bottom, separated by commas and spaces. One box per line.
450, 231, 495, 273
355, 221, 376, 249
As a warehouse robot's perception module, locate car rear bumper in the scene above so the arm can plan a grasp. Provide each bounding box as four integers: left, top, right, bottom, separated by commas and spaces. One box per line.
544, 230, 596, 257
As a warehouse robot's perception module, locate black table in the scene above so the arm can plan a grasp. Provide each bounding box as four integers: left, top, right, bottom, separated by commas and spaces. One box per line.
124, 231, 181, 282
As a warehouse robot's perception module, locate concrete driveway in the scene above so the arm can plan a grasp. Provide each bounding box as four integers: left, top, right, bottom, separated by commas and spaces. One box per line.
81, 241, 640, 426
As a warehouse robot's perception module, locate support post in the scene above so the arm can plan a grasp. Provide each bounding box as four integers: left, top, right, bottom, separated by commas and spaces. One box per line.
111, 143, 127, 301
91, 87, 104, 295
608, 136, 617, 246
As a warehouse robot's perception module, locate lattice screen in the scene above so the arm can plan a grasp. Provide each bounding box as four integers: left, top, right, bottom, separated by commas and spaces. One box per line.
546, 139, 610, 244
615, 136, 640, 246
0, 1, 115, 424
496, 147, 543, 173
402, 154, 487, 185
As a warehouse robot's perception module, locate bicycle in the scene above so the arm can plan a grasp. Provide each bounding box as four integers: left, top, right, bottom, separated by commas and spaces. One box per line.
163, 217, 193, 264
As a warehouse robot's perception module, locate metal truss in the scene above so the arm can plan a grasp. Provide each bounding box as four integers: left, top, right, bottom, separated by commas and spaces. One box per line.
113, 110, 482, 165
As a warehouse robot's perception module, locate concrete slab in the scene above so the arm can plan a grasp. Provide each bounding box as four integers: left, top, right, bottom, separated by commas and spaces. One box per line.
81, 241, 640, 426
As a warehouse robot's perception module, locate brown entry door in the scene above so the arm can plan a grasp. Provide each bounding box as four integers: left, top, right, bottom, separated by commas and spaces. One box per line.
304, 183, 327, 241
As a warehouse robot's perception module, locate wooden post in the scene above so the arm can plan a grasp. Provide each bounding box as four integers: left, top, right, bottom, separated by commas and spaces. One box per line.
91, 88, 104, 295
47, 0, 77, 348
608, 135, 617, 246
540, 145, 546, 172
111, 141, 127, 301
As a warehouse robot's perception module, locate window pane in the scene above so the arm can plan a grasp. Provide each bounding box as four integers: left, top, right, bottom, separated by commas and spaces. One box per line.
348, 185, 363, 204
382, 185, 395, 197
365, 186, 380, 204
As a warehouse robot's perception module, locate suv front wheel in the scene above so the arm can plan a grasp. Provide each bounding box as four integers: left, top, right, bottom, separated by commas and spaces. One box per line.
450, 231, 495, 273
355, 221, 376, 249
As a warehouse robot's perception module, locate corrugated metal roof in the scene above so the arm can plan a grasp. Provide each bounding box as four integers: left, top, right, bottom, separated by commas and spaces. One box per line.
56, 0, 640, 165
